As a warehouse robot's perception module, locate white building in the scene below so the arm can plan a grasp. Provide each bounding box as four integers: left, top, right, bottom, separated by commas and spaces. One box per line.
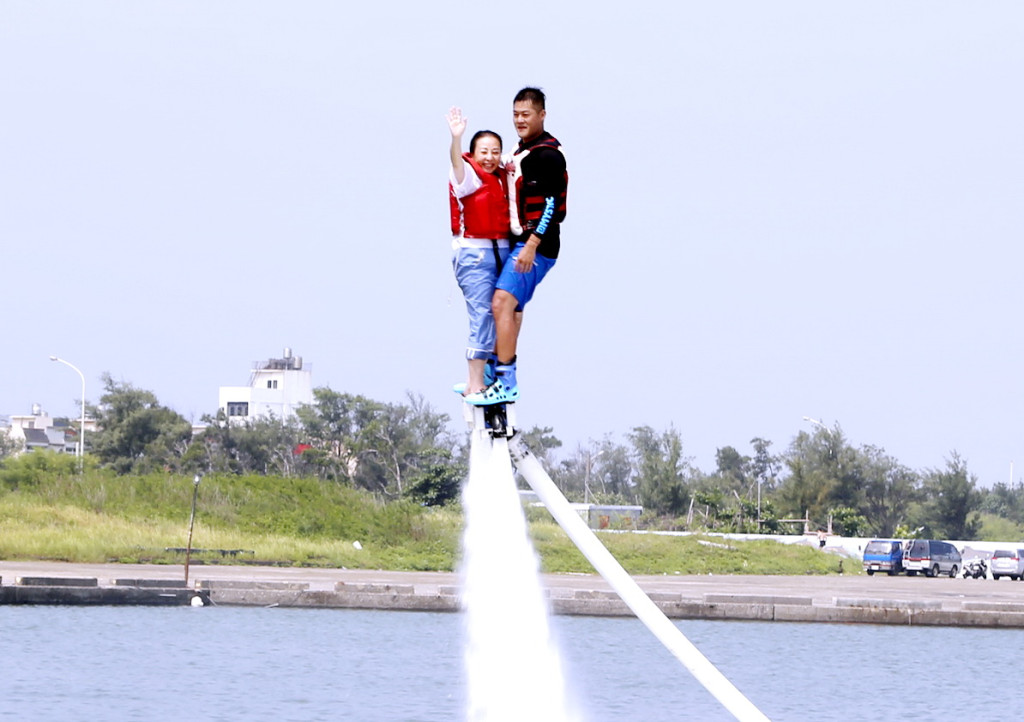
1, 405, 78, 454
217, 348, 314, 424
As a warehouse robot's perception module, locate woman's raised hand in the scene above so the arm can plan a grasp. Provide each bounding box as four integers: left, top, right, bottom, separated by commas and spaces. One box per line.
446, 106, 467, 138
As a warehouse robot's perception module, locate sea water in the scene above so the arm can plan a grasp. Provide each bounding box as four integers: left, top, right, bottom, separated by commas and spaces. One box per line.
3, 605, 1024, 721
3, 439, 1020, 721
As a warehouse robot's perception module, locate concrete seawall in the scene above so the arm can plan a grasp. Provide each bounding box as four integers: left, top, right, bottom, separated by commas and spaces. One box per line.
4, 561, 1024, 628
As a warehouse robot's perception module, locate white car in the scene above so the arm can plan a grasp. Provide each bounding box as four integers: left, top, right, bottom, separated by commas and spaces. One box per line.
989, 549, 1024, 580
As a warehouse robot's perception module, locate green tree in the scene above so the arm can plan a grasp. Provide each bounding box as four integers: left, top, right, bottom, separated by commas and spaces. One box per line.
919, 452, 982, 540
777, 431, 832, 525
184, 411, 237, 474
976, 513, 1024, 542
549, 444, 586, 499
749, 437, 780, 494
692, 488, 729, 529
356, 394, 456, 497
859, 445, 919, 536
689, 446, 755, 532
88, 373, 192, 474
748, 437, 780, 530
517, 426, 563, 468
714, 446, 749, 490
294, 388, 383, 484
979, 481, 1024, 524
594, 437, 634, 501
756, 498, 782, 533
777, 424, 864, 528
405, 448, 465, 506
628, 425, 693, 515
0, 431, 22, 459
828, 505, 869, 537
188, 413, 305, 476
548, 437, 637, 504
296, 388, 456, 498
0, 449, 79, 490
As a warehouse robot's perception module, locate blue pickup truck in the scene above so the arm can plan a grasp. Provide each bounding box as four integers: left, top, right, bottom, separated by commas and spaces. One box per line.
862, 539, 904, 576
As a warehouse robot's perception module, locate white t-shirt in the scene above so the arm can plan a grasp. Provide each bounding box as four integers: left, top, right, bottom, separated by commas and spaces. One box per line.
450, 164, 483, 200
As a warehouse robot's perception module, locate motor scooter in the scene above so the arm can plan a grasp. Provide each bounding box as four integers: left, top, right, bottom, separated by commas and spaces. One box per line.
962, 558, 988, 579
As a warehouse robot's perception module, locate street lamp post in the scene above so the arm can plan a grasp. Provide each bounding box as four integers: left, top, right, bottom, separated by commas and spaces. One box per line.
49, 355, 86, 462
802, 416, 828, 433
584, 449, 604, 505
757, 476, 762, 529
802, 415, 835, 455
185, 474, 201, 586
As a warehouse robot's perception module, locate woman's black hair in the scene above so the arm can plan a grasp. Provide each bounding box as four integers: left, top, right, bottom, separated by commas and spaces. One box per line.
469, 130, 503, 154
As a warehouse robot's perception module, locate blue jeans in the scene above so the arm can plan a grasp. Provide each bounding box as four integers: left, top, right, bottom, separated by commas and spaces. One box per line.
453, 246, 509, 360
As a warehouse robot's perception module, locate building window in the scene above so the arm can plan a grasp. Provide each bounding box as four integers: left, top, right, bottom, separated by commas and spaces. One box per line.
227, 402, 249, 417
267, 380, 278, 389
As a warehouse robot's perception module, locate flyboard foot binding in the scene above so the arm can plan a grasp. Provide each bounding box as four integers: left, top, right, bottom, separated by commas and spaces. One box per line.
483, 402, 513, 438
462, 398, 516, 439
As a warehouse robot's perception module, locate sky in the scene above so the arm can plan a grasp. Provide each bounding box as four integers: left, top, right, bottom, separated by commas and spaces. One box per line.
2, 2, 1023, 486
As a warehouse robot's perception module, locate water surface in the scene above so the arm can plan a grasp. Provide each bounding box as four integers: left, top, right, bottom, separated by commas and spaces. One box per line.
2, 606, 1022, 721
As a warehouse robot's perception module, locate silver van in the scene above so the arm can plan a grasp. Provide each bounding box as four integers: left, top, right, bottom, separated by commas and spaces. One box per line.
990, 549, 1024, 580
903, 539, 961, 577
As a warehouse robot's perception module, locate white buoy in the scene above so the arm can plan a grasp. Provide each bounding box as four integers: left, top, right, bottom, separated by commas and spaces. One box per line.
189, 595, 205, 607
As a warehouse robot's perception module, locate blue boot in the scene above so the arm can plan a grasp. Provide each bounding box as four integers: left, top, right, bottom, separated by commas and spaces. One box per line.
483, 355, 497, 387
464, 361, 519, 406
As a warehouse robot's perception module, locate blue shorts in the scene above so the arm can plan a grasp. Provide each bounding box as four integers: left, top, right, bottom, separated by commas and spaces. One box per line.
453, 246, 509, 360
495, 245, 556, 311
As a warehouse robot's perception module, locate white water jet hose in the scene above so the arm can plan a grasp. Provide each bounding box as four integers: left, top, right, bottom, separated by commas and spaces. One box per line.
508, 435, 770, 722
464, 433, 578, 722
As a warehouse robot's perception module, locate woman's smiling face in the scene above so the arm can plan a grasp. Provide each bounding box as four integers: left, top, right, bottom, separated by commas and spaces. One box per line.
471, 135, 502, 174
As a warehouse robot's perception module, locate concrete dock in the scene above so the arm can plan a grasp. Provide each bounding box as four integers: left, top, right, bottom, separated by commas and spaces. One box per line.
4, 560, 1024, 627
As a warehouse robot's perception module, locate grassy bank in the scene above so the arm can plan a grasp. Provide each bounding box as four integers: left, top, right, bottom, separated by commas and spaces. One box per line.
0, 456, 846, 575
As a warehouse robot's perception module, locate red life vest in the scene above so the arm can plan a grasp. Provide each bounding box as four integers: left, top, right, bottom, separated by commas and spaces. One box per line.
449, 154, 511, 240
512, 135, 567, 237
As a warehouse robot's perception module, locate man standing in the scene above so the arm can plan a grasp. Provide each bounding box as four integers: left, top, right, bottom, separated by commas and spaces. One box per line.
465, 87, 567, 406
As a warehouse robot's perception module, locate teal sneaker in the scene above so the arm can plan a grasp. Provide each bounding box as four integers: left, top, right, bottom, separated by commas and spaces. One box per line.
464, 362, 518, 406
452, 382, 467, 396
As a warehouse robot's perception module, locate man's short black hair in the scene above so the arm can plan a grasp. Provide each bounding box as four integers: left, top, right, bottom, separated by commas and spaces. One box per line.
514, 87, 546, 109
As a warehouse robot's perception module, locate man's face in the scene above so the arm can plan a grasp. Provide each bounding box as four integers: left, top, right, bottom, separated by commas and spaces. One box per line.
513, 100, 546, 142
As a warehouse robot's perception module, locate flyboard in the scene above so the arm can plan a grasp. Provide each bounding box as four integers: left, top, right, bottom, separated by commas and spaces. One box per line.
462, 398, 771, 722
